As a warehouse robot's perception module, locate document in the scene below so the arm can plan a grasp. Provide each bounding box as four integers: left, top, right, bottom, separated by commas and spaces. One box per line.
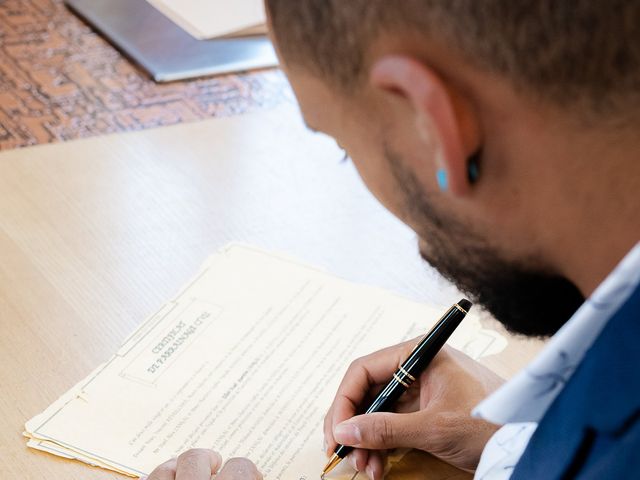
146, 0, 267, 40
24, 245, 506, 478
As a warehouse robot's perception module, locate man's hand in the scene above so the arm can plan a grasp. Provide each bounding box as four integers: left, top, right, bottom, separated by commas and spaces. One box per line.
143, 449, 262, 480
324, 342, 504, 479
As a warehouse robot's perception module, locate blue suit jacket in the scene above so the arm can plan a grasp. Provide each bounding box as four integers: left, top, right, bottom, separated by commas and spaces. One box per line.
512, 283, 640, 479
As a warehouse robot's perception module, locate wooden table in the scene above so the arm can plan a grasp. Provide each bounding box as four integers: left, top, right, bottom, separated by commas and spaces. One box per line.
0, 107, 542, 479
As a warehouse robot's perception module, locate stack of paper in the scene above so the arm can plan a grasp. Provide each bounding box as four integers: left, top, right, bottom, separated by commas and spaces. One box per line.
25, 245, 506, 478
146, 0, 267, 40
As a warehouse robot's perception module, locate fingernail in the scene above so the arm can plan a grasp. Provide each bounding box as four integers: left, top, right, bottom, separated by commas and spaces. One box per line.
139, 477, 148, 480
350, 454, 358, 471
334, 422, 362, 445
366, 465, 374, 479
436, 169, 448, 192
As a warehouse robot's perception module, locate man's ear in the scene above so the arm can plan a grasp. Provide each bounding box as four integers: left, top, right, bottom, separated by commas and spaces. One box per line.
370, 55, 481, 196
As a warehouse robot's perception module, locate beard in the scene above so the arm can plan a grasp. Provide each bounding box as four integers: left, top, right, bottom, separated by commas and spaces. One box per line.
386, 147, 585, 338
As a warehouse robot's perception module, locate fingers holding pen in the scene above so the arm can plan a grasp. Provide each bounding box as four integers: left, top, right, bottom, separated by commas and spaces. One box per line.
323, 361, 371, 456
323, 343, 421, 479
322, 360, 381, 476
324, 393, 359, 454
324, 343, 417, 453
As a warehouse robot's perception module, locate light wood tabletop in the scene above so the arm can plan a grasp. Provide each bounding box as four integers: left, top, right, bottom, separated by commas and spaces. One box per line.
0, 107, 543, 480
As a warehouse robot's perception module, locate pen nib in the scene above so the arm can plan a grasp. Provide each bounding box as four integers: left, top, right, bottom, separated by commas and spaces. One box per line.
322, 453, 342, 478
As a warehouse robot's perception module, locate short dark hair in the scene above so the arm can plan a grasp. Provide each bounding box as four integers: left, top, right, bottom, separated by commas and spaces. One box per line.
266, 0, 640, 119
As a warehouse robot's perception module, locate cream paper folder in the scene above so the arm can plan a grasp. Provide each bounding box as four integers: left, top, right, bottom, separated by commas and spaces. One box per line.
25, 245, 506, 478
146, 0, 267, 40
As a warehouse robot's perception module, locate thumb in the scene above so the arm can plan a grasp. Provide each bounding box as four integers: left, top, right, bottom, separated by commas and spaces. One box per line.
333, 412, 429, 451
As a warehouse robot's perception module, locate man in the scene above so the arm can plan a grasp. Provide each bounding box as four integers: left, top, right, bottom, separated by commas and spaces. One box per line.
145, 1, 640, 479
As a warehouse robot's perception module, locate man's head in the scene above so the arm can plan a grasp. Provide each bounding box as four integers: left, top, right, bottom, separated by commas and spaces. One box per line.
266, 1, 640, 336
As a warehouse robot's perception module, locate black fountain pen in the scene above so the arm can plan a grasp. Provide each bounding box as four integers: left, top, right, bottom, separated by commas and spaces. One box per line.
322, 299, 472, 478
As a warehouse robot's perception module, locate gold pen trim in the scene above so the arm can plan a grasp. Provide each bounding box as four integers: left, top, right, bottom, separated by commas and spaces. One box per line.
454, 303, 468, 315
393, 373, 412, 388
398, 366, 416, 382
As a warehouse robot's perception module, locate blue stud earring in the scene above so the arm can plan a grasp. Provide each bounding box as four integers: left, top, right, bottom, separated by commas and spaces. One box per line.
436, 169, 448, 192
